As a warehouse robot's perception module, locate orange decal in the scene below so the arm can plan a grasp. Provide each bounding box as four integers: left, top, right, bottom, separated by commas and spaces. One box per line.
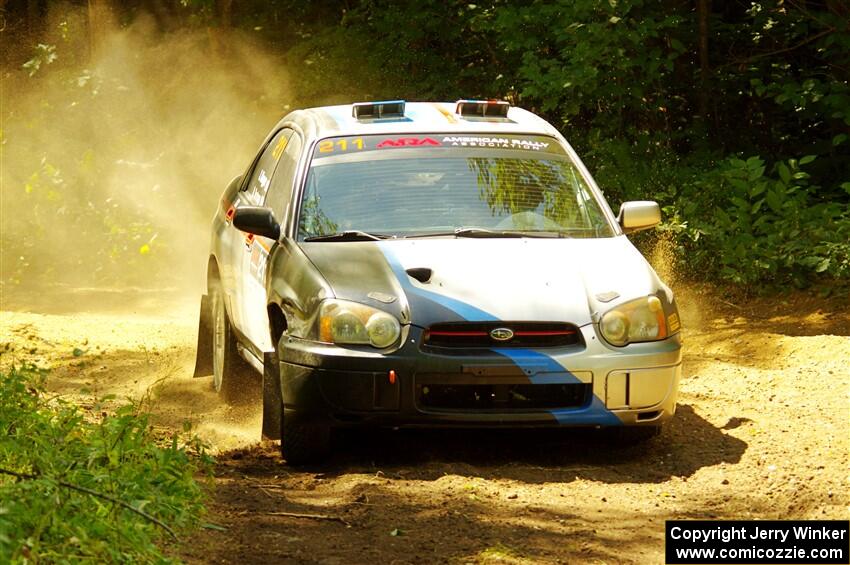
433, 103, 459, 124
272, 136, 288, 159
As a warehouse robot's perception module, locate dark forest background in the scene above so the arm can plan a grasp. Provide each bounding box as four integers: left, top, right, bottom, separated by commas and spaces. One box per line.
2, 0, 848, 292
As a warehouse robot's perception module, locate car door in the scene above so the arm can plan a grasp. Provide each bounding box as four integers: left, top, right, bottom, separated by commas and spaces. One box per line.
233, 128, 293, 347
244, 129, 304, 354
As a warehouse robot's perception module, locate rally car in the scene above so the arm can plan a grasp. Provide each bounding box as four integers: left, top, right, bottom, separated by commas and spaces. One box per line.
193, 99, 682, 464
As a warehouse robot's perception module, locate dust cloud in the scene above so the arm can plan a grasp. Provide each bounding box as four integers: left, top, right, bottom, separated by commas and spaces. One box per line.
647, 230, 706, 330
1, 6, 290, 312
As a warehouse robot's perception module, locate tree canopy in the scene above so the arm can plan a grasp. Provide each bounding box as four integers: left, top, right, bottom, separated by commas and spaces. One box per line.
2, 0, 848, 289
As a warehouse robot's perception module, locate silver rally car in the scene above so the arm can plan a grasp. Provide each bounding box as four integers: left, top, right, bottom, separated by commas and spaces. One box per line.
194, 99, 683, 464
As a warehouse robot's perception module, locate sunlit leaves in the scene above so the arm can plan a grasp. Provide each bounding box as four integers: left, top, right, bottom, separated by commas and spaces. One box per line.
22, 44, 57, 77
0, 366, 211, 562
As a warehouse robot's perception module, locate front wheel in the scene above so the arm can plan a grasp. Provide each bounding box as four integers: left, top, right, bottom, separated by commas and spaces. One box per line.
211, 286, 244, 403
280, 414, 330, 465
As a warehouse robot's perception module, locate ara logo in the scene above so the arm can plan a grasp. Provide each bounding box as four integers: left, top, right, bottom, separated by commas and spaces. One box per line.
376, 137, 441, 149
489, 327, 515, 342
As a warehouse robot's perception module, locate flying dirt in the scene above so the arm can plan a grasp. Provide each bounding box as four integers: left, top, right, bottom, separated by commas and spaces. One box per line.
1, 10, 291, 296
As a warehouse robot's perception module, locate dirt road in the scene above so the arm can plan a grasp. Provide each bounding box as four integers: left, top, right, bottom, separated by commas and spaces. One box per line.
1, 286, 848, 564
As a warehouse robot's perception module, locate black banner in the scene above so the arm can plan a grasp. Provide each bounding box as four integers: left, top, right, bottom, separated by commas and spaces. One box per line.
666, 520, 849, 564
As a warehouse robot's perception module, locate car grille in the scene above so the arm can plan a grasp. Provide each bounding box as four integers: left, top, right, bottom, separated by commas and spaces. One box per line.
417, 383, 591, 412
423, 322, 581, 349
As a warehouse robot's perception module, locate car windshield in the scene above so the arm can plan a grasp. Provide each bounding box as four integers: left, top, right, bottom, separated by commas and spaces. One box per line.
297, 134, 616, 240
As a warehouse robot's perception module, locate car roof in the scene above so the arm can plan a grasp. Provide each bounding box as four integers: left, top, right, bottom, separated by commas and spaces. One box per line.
276, 101, 563, 142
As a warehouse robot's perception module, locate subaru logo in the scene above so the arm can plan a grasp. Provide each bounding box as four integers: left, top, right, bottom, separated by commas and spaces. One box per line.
490, 327, 514, 341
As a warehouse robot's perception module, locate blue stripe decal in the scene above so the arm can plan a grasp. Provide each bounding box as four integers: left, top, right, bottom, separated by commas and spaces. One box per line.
378, 243, 497, 322
551, 396, 623, 426
376, 242, 621, 426
402, 104, 423, 122
357, 117, 413, 124
491, 348, 582, 385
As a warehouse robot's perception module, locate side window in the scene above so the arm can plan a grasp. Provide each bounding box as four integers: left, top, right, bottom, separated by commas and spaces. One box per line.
243, 129, 292, 206
265, 132, 303, 224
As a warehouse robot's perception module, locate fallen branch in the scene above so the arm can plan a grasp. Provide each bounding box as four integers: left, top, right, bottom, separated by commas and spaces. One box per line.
0, 467, 177, 539
265, 510, 351, 527
257, 486, 275, 498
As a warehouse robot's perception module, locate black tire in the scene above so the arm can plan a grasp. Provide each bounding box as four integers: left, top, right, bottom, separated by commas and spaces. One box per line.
280, 414, 331, 465
211, 285, 245, 403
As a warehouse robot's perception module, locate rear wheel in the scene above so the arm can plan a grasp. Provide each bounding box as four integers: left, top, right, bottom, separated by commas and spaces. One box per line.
280, 413, 331, 465
211, 286, 244, 402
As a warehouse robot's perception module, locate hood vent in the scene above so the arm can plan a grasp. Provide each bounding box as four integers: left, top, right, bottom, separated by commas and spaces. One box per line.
406, 267, 432, 283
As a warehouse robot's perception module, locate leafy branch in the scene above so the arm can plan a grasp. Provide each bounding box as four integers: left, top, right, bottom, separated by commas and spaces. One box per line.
0, 467, 178, 539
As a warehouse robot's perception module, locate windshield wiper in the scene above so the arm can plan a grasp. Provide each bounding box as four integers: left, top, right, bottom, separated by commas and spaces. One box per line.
405, 227, 558, 239
304, 230, 391, 242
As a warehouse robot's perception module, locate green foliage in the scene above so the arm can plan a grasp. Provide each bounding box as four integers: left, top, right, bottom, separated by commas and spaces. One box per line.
284, 0, 849, 289
666, 156, 850, 286
0, 366, 212, 562
5, 0, 849, 290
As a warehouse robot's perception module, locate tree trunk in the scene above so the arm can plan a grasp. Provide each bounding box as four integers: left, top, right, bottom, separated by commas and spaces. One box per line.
697, 0, 711, 126
26, 0, 40, 37
219, 0, 233, 29
87, 0, 112, 61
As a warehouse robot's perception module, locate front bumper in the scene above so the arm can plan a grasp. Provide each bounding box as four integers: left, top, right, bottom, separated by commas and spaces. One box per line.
278, 324, 682, 428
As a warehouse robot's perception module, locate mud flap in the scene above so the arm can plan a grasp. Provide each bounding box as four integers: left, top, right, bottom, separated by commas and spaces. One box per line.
192, 294, 213, 378
262, 351, 282, 440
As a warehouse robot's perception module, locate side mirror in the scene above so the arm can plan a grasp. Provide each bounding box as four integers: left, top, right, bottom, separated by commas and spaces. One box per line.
233, 206, 281, 240
617, 201, 661, 234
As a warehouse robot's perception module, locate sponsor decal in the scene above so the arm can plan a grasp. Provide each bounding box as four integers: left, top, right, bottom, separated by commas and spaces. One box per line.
376, 137, 441, 149
249, 240, 269, 281
668, 312, 681, 332
258, 169, 270, 192
312, 134, 562, 159
442, 136, 550, 151
272, 136, 288, 159
319, 137, 365, 153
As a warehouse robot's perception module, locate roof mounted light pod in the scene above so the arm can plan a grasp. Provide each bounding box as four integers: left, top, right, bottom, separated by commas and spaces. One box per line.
352, 100, 406, 119
455, 99, 511, 118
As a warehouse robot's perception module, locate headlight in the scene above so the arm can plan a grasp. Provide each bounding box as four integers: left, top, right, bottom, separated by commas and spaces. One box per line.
318, 299, 401, 348
599, 295, 678, 347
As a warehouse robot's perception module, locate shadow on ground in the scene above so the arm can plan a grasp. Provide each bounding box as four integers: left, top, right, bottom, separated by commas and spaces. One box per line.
220, 403, 746, 486
182, 403, 748, 564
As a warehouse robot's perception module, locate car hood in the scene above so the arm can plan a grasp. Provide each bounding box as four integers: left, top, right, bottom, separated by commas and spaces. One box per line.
299, 236, 668, 327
